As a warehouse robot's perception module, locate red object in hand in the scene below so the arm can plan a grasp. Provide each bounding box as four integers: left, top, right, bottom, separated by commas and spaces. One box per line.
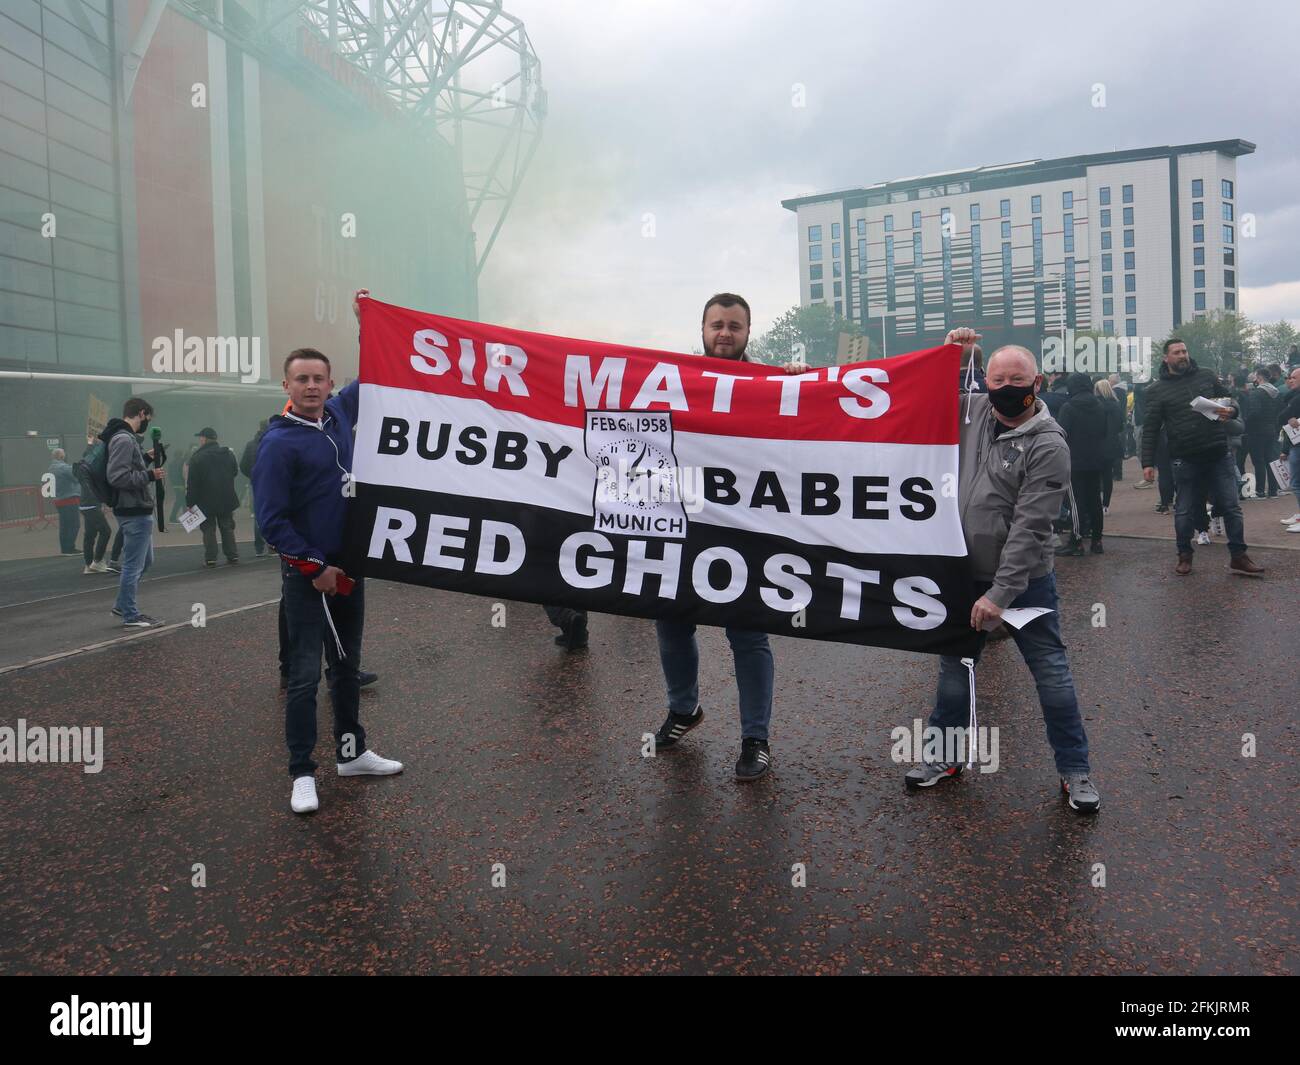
335, 573, 355, 595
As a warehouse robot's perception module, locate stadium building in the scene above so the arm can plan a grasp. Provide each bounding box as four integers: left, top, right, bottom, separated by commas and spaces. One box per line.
0, 0, 543, 499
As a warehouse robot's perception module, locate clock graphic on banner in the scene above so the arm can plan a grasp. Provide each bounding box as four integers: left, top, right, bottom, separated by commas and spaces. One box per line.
584, 412, 688, 538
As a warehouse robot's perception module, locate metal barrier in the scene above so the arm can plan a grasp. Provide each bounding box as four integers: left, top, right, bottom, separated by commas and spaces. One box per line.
0, 486, 56, 531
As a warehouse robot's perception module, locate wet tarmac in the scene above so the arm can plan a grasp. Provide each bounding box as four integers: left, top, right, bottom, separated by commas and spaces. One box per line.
0, 537, 1295, 974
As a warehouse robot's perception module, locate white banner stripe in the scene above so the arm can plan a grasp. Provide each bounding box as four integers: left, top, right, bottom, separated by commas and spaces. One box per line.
354, 384, 967, 557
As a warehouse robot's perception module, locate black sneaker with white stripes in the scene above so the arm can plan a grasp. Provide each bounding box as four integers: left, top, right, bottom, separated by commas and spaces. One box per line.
654, 704, 703, 749
122, 614, 164, 629
734, 737, 771, 781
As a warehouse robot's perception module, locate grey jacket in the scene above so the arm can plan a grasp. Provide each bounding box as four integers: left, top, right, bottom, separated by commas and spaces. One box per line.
959, 393, 1071, 608
103, 420, 155, 517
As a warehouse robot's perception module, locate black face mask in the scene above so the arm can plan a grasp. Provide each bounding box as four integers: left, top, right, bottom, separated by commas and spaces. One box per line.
137, 418, 151, 435
988, 383, 1036, 418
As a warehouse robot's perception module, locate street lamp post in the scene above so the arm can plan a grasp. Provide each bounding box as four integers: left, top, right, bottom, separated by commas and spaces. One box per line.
873, 307, 899, 359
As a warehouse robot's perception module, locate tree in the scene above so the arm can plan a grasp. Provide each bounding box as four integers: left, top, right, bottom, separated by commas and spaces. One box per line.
1255, 320, 1300, 366
749, 303, 866, 366
1154, 311, 1256, 379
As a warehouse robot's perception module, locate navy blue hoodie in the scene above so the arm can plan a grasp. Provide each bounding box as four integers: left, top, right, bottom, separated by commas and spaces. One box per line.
252, 381, 359, 577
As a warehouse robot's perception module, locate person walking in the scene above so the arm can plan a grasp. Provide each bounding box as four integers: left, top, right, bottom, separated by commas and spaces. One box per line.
1058, 373, 1109, 555
47, 448, 81, 555
186, 428, 241, 567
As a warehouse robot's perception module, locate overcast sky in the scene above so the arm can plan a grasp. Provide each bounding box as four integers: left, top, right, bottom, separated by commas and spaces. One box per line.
477, 0, 1300, 352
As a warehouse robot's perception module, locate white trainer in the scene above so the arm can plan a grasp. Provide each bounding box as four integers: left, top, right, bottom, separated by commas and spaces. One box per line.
1281, 513, 1300, 525
291, 775, 319, 814
1287, 523, 1300, 534
338, 749, 404, 776
90, 560, 111, 573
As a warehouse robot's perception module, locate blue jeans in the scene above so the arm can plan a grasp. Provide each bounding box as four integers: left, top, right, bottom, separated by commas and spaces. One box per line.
281, 561, 366, 777
1289, 448, 1300, 511
655, 620, 773, 741
112, 515, 155, 620
1173, 451, 1246, 556
929, 572, 1090, 774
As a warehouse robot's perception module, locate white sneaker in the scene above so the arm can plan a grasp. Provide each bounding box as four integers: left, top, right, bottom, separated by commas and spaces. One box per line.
291, 775, 319, 814
90, 560, 111, 573
1281, 513, 1300, 525
1195, 531, 1211, 545
1287, 523, 1300, 534
83, 564, 95, 574
337, 749, 404, 776
1210, 516, 1225, 538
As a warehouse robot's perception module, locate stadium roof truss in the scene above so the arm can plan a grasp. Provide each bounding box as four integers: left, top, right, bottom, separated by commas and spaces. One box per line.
125, 0, 545, 278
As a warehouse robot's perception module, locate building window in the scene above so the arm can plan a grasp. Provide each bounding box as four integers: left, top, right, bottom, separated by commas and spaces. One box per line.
810, 283, 824, 299
1192, 179, 1203, 197
833, 261, 842, 278
1225, 292, 1236, 310
1102, 276, 1113, 294
1225, 269, 1235, 288
1222, 179, 1233, 199
809, 264, 823, 280
1103, 297, 1113, 316
1101, 231, 1112, 250
1064, 234, 1074, 253
1099, 186, 1111, 206
809, 225, 822, 242
1000, 199, 1010, 218
1224, 248, 1234, 266
1193, 246, 1205, 266
1222, 202, 1234, 221
1063, 190, 1073, 209
1194, 269, 1204, 288
856, 218, 866, 236
1223, 225, 1234, 244
884, 215, 894, 233
1063, 213, 1074, 254
1123, 207, 1134, 225
810, 244, 823, 261
1124, 273, 1135, 292
834, 281, 843, 297
1123, 229, 1134, 248
1194, 292, 1206, 311
1103, 319, 1114, 333
1192, 201, 1204, 221
971, 222, 980, 242
1126, 296, 1137, 314
1126, 318, 1137, 336
970, 204, 980, 221
1100, 209, 1111, 227
1031, 194, 1042, 213
1122, 184, 1133, 203
1193, 224, 1204, 243
1101, 253, 1112, 272
912, 210, 921, 229
1123, 252, 1134, 269
1001, 220, 1011, 239
857, 238, 866, 261
835, 300, 842, 315
1001, 241, 1012, 302
831, 222, 841, 239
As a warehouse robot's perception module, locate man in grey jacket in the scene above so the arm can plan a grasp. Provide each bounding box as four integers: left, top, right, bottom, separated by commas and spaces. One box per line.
103, 397, 166, 628
905, 328, 1099, 813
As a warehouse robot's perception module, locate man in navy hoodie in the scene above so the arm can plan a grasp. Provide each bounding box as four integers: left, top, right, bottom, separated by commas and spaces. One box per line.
253, 337, 403, 814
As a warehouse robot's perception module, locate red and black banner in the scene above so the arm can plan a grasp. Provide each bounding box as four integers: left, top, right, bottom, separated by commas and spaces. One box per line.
346, 299, 979, 656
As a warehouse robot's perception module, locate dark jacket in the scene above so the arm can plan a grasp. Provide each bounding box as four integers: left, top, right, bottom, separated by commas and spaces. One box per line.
1100, 395, 1125, 461
101, 418, 154, 517
239, 427, 267, 479
1041, 381, 1070, 416
1138, 359, 1234, 467
186, 440, 240, 516
252, 382, 359, 577
1057, 377, 1110, 473
1278, 389, 1300, 454
1241, 385, 1280, 441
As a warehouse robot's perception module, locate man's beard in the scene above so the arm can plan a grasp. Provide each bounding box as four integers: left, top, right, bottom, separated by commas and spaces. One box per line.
704, 337, 746, 360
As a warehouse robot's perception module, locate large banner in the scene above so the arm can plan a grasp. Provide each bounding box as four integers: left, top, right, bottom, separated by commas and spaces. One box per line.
346, 300, 979, 656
